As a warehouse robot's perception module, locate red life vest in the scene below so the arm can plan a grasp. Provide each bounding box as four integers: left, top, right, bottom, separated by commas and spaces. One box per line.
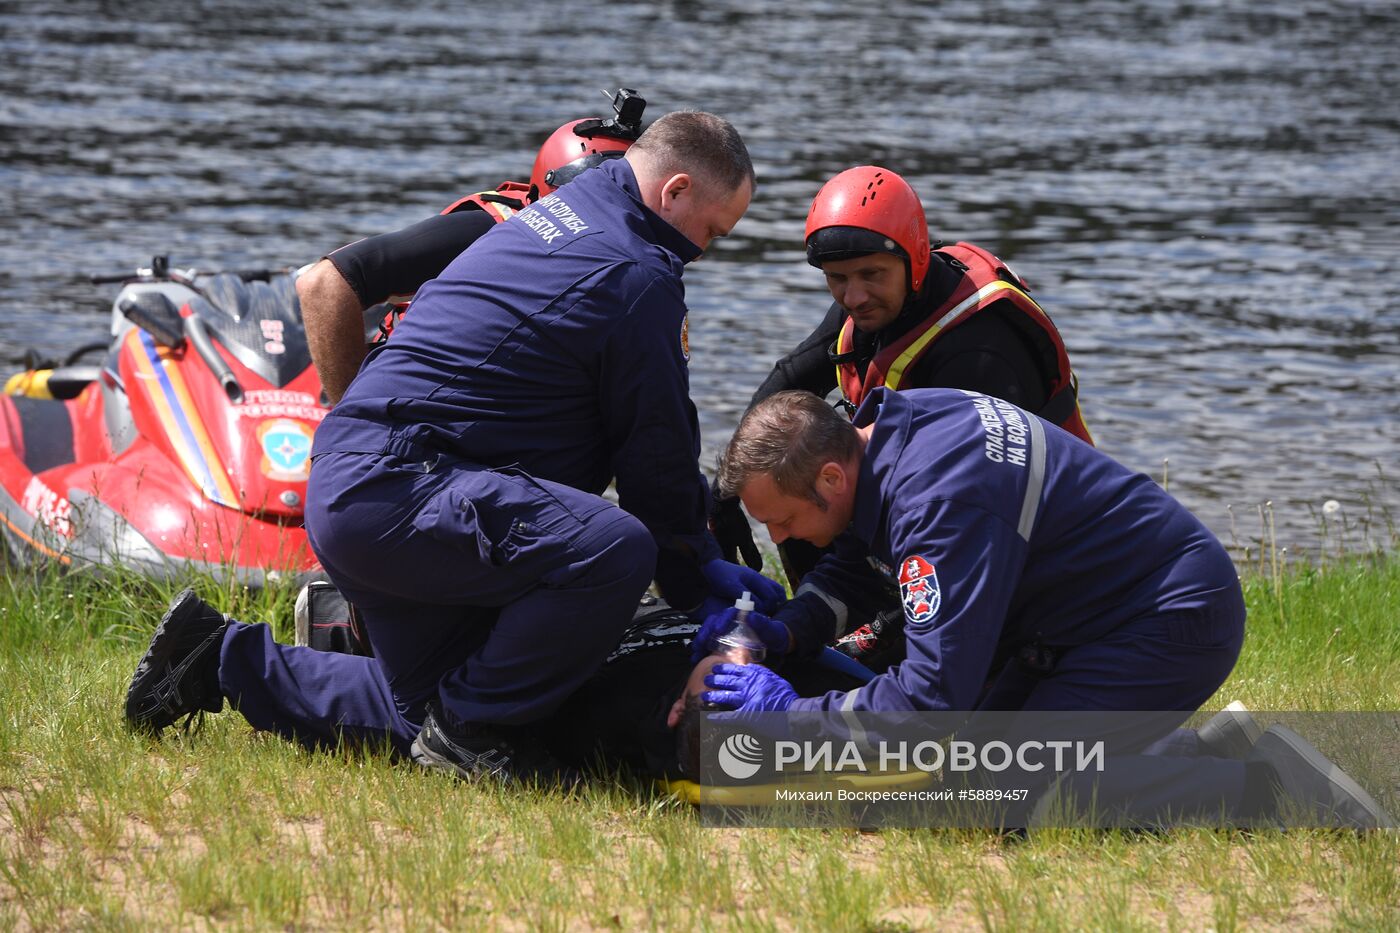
374, 181, 532, 342
438, 180, 532, 222
833, 242, 1094, 444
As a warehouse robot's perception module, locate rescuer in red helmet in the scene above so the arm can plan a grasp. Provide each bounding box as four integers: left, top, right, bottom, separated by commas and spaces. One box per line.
526, 117, 636, 200
712, 166, 1094, 660
774, 165, 1091, 440
297, 90, 645, 404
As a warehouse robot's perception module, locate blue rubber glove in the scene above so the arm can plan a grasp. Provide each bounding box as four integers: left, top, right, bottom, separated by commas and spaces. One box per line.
689, 605, 792, 665
701, 559, 786, 614
702, 662, 798, 713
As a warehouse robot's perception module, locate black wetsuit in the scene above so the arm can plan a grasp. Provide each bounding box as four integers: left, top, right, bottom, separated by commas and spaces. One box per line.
326, 210, 498, 306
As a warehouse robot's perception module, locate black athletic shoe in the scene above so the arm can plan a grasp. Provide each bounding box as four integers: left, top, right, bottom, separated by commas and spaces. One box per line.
1197, 700, 1264, 759
1248, 725, 1395, 829
125, 589, 229, 736
410, 705, 577, 787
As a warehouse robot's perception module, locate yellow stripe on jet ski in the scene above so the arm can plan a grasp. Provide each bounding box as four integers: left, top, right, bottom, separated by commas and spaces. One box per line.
127, 329, 239, 508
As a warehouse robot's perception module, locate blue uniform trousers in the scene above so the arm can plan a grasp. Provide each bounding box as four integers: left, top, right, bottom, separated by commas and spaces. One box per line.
968, 593, 1249, 825
219, 449, 656, 745
219, 624, 410, 751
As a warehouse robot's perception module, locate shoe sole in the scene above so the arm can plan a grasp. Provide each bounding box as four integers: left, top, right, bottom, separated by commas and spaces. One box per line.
1198, 700, 1263, 759
1254, 726, 1395, 830
123, 589, 212, 734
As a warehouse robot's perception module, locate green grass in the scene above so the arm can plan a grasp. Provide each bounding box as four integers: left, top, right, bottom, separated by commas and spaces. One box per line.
1, 552, 1398, 930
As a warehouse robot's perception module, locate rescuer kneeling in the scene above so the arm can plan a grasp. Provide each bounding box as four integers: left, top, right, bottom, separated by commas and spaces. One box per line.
694, 389, 1393, 829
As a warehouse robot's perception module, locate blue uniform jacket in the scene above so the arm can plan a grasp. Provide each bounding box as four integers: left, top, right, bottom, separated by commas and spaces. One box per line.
786, 387, 1242, 714
312, 159, 717, 607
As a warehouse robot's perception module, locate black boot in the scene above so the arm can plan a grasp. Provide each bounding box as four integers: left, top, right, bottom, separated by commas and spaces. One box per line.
125, 589, 229, 736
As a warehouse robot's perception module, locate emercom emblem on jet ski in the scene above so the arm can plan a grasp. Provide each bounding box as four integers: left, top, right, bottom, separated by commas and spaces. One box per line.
258, 419, 313, 481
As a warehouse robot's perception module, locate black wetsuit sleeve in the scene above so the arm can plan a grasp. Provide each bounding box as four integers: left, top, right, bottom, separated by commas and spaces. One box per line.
748, 300, 845, 409
909, 301, 1052, 412
325, 210, 498, 307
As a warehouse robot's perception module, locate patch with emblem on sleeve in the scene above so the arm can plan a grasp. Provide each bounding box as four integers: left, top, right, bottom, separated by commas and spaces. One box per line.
898, 555, 941, 623
680, 313, 690, 362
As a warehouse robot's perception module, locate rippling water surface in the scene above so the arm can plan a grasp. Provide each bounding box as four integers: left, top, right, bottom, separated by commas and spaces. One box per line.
3, 0, 1397, 557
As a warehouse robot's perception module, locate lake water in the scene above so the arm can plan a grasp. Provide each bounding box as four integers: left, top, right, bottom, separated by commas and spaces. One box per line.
2, 0, 1397, 560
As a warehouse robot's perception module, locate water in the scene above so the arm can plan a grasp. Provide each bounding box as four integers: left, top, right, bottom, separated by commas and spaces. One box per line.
3, 0, 1397, 558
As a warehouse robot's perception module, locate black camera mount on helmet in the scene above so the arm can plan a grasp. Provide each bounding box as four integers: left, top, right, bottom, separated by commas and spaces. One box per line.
575, 88, 647, 141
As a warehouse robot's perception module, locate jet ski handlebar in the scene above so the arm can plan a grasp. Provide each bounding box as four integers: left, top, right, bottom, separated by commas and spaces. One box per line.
89, 255, 288, 287
114, 279, 246, 404
183, 313, 244, 404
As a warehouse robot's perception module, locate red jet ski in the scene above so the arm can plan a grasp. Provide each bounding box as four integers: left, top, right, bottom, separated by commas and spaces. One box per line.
0, 256, 328, 586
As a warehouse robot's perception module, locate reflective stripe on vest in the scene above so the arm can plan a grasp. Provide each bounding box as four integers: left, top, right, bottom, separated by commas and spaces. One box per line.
885, 279, 1031, 391
479, 199, 517, 223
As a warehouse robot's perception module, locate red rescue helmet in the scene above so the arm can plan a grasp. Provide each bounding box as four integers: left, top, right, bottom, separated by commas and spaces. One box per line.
804, 166, 931, 293
529, 119, 634, 199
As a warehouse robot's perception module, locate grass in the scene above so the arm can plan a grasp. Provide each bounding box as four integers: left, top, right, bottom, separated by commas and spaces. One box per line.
1, 546, 1398, 929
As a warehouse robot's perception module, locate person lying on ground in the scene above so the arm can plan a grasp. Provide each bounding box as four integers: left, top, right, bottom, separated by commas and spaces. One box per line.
121, 592, 858, 783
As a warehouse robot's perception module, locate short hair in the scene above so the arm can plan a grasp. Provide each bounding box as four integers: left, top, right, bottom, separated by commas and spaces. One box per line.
630, 110, 755, 195
715, 390, 859, 506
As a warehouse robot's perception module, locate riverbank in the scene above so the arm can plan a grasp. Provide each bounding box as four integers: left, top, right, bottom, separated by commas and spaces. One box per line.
1, 552, 1396, 930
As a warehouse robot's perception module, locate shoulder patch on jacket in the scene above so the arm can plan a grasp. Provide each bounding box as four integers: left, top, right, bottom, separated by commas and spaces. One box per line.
898, 555, 941, 623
